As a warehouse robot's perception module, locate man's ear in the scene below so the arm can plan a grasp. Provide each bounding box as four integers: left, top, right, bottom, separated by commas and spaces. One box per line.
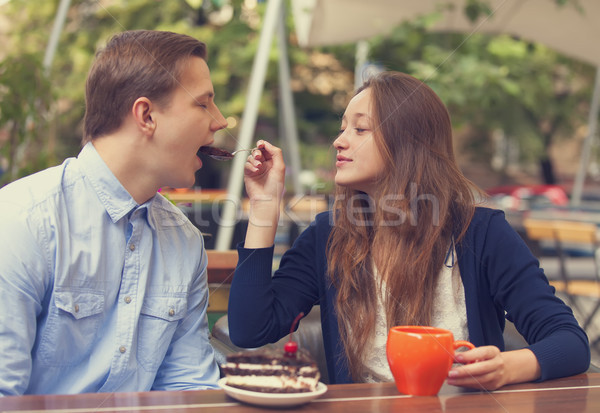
132, 97, 155, 136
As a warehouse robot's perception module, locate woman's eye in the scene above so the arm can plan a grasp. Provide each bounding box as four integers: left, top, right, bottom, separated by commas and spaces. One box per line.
355, 128, 366, 133
337, 129, 345, 136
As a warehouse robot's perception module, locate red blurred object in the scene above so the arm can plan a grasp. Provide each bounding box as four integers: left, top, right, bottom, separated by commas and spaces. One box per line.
284, 312, 305, 357
486, 184, 569, 211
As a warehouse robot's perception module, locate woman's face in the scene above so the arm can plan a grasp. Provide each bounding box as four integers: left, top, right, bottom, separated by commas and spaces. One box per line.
333, 88, 385, 195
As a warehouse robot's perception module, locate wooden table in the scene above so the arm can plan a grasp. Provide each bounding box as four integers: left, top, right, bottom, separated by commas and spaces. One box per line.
2, 373, 599, 412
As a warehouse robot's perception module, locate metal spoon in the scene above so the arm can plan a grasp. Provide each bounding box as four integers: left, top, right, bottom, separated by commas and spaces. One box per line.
198, 146, 255, 161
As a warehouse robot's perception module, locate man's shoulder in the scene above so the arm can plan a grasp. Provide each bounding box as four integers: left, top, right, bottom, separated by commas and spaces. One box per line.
0, 161, 73, 214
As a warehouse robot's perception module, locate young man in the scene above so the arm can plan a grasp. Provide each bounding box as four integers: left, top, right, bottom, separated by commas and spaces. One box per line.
0, 30, 227, 395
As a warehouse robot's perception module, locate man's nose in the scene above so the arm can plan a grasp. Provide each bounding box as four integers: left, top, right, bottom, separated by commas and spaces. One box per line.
211, 107, 228, 131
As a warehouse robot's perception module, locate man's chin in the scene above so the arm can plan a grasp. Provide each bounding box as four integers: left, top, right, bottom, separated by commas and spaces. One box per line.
171, 177, 195, 191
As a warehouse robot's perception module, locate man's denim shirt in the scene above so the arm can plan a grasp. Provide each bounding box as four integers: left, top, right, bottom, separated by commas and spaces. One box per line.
0, 143, 219, 395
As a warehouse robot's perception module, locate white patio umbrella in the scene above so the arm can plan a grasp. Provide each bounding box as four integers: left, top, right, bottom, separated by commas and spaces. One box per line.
293, 0, 599, 63
292, 0, 600, 206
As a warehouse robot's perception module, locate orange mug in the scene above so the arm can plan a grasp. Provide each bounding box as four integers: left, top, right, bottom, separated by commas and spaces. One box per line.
386, 326, 475, 396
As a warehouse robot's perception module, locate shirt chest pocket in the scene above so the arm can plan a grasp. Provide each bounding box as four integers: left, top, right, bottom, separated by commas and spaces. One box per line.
38, 289, 105, 367
137, 295, 188, 372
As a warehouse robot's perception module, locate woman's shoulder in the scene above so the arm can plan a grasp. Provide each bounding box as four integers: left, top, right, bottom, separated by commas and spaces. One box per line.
471, 206, 508, 226
292, 210, 333, 246
314, 210, 333, 225
462, 206, 514, 242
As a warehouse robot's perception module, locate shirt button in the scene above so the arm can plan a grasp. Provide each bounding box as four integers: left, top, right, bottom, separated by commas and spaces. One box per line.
74, 304, 80, 313
169, 308, 175, 317
129, 244, 135, 251
119, 346, 127, 354
124, 296, 132, 304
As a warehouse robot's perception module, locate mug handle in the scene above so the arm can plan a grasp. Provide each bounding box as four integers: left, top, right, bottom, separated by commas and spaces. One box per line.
453, 340, 475, 351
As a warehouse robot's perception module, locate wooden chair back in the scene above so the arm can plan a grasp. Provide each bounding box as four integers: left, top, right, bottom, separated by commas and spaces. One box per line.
206, 249, 238, 284
522, 218, 559, 241
553, 220, 598, 244
523, 218, 598, 244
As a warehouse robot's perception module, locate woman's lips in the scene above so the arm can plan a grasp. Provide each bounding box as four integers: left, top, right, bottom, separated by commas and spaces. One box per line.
336, 155, 352, 167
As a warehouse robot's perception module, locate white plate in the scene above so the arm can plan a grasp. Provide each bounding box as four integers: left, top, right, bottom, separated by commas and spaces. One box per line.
218, 378, 328, 407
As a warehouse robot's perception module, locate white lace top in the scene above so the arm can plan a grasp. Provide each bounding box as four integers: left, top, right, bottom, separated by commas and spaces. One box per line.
360, 246, 468, 383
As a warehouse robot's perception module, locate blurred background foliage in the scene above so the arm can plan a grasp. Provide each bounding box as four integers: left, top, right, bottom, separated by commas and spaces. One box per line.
0, 0, 596, 191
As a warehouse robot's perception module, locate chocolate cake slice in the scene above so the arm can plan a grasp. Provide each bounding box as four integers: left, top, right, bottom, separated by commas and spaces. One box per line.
221, 347, 321, 393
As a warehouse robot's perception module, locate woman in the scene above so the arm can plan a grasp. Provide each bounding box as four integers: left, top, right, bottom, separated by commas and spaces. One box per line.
227, 71, 590, 389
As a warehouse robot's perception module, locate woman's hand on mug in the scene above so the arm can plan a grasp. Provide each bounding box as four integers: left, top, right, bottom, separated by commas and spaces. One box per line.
446, 345, 508, 390
447, 346, 542, 391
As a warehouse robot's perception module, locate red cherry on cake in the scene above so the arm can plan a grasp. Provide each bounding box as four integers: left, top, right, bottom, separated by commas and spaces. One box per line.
284, 312, 304, 357
284, 340, 298, 354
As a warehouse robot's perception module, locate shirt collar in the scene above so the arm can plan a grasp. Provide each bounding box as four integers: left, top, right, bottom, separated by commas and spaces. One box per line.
78, 142, 141, 224
138, 198, 158, 231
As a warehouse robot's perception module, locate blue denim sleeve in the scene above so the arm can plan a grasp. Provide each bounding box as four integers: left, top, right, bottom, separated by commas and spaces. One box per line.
0, 204, 50, 396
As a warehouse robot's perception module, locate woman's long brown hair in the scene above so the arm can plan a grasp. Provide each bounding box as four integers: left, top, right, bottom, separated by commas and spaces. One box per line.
326, 72, 479, 380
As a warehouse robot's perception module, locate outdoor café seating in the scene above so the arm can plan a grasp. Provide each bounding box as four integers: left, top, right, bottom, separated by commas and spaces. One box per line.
523, 218, 600, 350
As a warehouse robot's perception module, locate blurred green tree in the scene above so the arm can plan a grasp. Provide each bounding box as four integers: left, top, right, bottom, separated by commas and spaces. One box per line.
363, 7, 595, 185
0, 53, 53, 185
